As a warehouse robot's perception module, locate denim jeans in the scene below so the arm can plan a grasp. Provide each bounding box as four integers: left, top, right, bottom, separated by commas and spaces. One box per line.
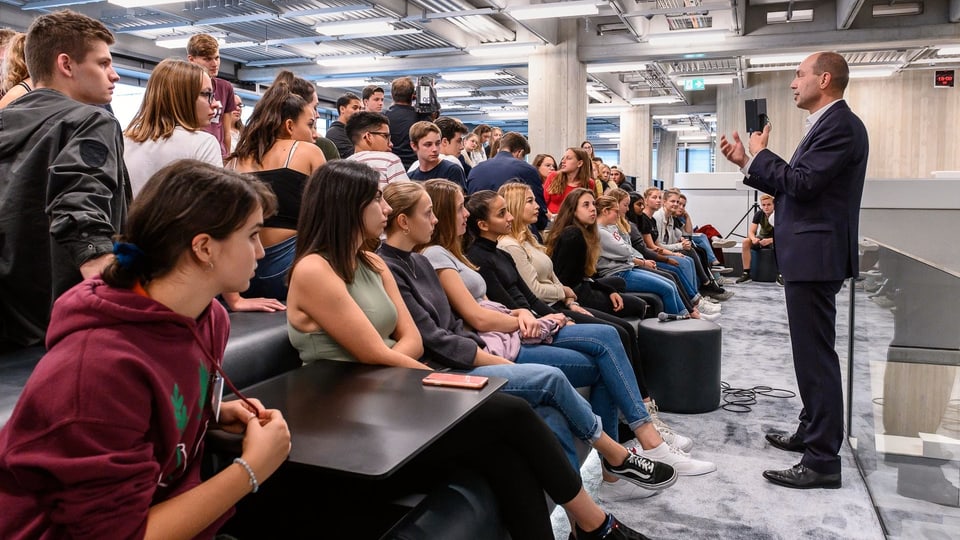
656, 255, 698, 298
516, 324, 651, 443
690, 233, 719, 264
244, 235, 296, 301
614, 268, 689, 316
466, 363, 601, 469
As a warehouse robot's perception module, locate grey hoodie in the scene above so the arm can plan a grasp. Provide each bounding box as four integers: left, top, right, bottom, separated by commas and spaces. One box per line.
0, 88, 130, 348
597, 223, 644, 277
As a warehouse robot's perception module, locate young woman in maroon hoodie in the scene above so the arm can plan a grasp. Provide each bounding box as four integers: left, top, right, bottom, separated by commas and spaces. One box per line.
0, 160, 291, 539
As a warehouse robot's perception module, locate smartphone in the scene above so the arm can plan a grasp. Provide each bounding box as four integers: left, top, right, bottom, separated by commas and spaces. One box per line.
422, 372, 489, 390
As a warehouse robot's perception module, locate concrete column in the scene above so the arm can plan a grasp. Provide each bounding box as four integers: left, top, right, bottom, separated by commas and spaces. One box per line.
656, 129, 678, 186
528, 19, 586, 157
618, 105, 652, 190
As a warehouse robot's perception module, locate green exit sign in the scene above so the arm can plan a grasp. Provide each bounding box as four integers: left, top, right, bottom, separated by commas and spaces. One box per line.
683, 78, 706, 91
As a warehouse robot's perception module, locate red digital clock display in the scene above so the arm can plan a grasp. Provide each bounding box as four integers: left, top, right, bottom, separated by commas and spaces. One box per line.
935, 70, 955, 88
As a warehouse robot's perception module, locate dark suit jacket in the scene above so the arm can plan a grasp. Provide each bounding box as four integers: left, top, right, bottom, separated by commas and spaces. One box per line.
746, 100, 868, 282
466, 151, 549, 231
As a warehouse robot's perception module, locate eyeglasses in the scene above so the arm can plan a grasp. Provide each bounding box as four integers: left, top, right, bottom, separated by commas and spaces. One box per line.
236, 102, 244, 109
199, 90, 216, 105
367, 131, 391, 139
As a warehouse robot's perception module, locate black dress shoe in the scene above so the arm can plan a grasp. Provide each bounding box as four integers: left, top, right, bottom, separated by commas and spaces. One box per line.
765, 432, 806, 453
763, 463, 841, 489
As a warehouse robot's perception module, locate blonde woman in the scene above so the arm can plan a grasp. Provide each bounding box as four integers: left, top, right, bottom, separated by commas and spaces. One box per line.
123, 59, 222, 195
0, 33, 30, 109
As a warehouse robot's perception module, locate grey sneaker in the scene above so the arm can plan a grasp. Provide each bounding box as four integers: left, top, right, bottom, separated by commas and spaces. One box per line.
735, 271, 752, 284
712, 238, 737, 248
601, 452, 677, 490
646, 399, 694, 452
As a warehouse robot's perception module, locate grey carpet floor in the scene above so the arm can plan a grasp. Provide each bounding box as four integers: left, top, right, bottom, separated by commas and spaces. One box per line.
551, 279, 889, 540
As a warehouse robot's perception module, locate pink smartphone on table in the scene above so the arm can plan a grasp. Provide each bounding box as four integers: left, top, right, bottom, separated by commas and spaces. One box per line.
422, 372, 489, 390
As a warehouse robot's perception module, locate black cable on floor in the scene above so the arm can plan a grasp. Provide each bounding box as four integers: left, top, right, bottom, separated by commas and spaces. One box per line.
719, 381, 796, 413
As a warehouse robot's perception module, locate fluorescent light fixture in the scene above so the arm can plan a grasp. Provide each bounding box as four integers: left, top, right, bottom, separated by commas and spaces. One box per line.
597, 132, 621, 139
936, 45, 960, 56
749, 53, 813, 66
315, 78, 371, 88
679, 135, 712, 142
676, 75, 734, 85
468, 42, 539, 57
872, 2, 922, 16
109, 0, 182, 7
508, 1, 599, 21
156, 34, 224, 50
315, 20, 395, 36
436, 89, 473, 98
652, 114, 692, 121
767, 9, 814, 24
587, 104, 629, 117
849, 66, 898, 78
664, 125, 701, 132
510, 98, 529, 106
316, 55, 384, 67
219, 41, 259, 50
586, 62, 647, 73
648, 31, 727, 47
629, 96, 681, 105
440, 71, 513, 81
488, 110, 529, 119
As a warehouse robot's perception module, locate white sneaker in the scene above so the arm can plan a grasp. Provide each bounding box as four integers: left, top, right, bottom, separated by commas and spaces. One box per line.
634, 442, 717, 476
697, 300, 721, 314
645, 400, 694, 452
696, 310, 721, 322
597, 479, 658, 502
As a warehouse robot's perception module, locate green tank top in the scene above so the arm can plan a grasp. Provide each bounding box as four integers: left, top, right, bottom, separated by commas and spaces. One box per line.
288, 259, 398, 363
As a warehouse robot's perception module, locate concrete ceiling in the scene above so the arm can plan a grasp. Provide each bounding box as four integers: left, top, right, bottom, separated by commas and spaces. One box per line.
2, 0, 958, 144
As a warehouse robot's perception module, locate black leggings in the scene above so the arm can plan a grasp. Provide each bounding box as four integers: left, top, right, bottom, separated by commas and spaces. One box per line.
222, 392, 582, 540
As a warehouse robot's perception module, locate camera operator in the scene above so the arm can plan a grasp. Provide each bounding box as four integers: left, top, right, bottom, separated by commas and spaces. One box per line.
384, 76, 435, 169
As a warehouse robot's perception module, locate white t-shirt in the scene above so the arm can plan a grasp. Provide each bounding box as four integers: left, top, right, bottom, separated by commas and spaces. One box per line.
349, 150, 411, 188
407, 153, 463, 173
124, 126, 222, 196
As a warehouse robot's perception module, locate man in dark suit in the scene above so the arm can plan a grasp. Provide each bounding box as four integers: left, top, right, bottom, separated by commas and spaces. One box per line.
467, 132, 549, 234
720, 51, 868, 489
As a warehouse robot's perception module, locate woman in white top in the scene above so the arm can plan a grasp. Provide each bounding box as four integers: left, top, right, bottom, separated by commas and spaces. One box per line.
123, 59, 223, 195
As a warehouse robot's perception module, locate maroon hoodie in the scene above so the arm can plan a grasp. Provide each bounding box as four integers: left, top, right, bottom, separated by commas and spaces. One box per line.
0, 278, 231, 539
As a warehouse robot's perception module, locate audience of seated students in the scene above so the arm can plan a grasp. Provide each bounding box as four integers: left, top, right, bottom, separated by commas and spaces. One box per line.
407, 115, 467, 172
122, 59, 223, 196
281, 160, 654, 540
186, 33, 236, 160
384, 76, 431, 169
376, 181, 678, 502
655, 189, 732, 301
346, 110, 410, 187
0, 32, 30, 110
617, 188, 709, 315
466, 132, 549, 235
496, 182, 648, 376
469, 123, 492, 164
456, 185, 715, 477
324, 92, 361, 158
533, 152, 557, 184
673, 191, 732, 272
0, 160, 293, 539
637, 187, 704, 300
406, 120, 467, 188
227, 78, 325, 305
459, 132, 481, 174
737, 193, 778, 284
661, 189, 732, 283
544, 147, 597, 219
486, 126, 503, 158
361, 83, 385, 112
0, 10, 129, 351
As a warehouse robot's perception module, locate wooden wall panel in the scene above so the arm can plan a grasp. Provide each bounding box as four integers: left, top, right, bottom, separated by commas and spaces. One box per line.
716, 68, 960, 178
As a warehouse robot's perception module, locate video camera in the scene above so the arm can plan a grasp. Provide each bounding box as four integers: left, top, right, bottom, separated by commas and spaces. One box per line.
416, 76, 441, 116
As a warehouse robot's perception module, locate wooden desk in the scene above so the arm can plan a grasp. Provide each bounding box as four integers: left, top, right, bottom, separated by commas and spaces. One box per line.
239, 360, 506, 479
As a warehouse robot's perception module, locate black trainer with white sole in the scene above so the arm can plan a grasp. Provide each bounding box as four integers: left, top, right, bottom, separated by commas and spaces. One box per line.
601, 452, 678, 490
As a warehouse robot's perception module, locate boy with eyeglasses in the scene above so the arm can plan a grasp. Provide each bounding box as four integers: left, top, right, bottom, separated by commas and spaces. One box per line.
187, 33, 237, 160
346, 111, 410, 188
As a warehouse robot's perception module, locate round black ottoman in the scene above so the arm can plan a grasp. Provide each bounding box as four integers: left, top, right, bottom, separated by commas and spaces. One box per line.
751, 248, 779, 282
637, 318, 721, 413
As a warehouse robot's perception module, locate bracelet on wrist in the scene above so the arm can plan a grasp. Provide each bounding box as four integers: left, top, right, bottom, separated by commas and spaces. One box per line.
234, 457, 259, 494
569, 301, 579, 307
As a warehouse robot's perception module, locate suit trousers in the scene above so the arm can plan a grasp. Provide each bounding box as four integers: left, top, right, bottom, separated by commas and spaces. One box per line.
783, 279, 845, 475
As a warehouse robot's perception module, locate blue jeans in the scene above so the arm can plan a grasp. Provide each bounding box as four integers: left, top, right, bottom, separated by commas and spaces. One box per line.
244, 235, 296, 301
614, 268, 689, 316
516, 324, 651, 443
656, 255, 698, 298
466, 363, 602, 469
690, 233, 718, 264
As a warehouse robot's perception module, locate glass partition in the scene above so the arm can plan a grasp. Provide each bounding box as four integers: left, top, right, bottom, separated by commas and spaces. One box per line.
848, 239, 960, 538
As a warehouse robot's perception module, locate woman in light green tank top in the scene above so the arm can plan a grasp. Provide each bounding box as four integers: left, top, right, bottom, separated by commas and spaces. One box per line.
286, 160, 427, 369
